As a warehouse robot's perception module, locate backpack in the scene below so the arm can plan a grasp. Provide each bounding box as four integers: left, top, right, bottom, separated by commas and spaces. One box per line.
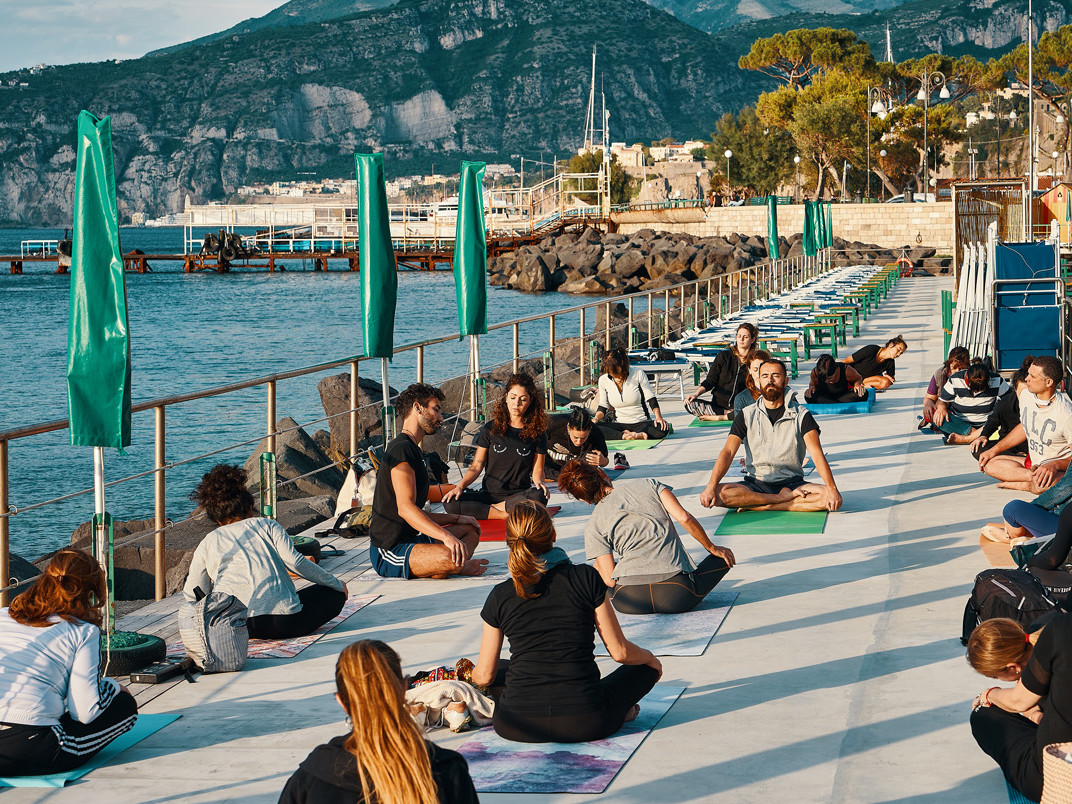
647, 348, 677, 362
317, 505, 373, 539
178, 591, 249, 673
961, 568, 1061, 645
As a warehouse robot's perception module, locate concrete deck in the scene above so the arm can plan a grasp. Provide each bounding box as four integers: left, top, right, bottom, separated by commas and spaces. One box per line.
2, 274, 1024, 803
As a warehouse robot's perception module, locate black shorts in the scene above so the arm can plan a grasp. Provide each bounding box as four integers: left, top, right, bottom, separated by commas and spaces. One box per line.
740, 476, 806, 495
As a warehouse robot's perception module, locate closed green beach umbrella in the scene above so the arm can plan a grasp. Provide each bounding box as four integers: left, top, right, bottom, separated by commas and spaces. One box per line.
824, 202, 834, 248
67, 111, 131, 450
766, 196, 780, 261
355, 153, 398, 358
803, 200, 817, 257
454, 160, 488, 337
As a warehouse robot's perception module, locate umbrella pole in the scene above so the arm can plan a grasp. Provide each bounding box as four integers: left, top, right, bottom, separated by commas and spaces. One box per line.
92, 446, 114, 642
472, 335, 482, 420
380, 357, 394, 441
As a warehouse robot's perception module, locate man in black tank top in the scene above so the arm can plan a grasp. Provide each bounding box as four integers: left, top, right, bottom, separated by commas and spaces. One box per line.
369, 384, 488, 579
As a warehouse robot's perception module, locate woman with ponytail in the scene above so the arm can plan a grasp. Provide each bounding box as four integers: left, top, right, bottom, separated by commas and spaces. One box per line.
0, 550, 138, 776
472, 502, 661, 743
967, 615, 1072, 802
804, 353, 866, 405
280, 639, 478, 803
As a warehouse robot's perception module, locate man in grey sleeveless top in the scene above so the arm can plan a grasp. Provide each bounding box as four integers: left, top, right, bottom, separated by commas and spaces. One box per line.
699, 359, 842, 512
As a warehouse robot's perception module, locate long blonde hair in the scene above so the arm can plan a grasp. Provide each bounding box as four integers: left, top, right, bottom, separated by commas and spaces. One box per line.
334, 640, 438, 804
506, 501, 557, 599
966, 618, 1037, 677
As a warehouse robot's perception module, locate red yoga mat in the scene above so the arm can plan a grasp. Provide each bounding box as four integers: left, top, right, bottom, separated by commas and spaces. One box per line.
479, 506, 561, 541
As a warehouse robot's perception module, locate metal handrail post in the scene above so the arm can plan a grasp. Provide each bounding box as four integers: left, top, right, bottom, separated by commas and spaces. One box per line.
627, 297, 634, 342
693, 281, 700, 327
415, 348, 424, 384
548, 315, 556, 402
647, 295, 653, 348
267, 380, 277, 455
511, 324, 519, 374
663, 289, 670, 341
579, 307, 587, 387
153, 406, 166, 601
0, 440, 8, 607
349, 361, 359, 457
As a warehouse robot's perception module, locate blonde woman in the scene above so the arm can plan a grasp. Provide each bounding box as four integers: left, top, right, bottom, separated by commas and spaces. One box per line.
280, 640, 478, 803
472, 501, 661, 743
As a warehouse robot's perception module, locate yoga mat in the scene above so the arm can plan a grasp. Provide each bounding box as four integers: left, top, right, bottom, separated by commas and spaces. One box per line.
457, 685, 684, 793
802, 388, 876, 415
980, 534, 1017, 568
714, 510, 828, 536
605, 439, 665, 451
165, 594, 378, 660
356, 564, 510, 581
595, 591, 738, 656
1006, 780, 1038, 804
688, 417, 732, 428
479, 506, 561, 542
0, 713, 180, 787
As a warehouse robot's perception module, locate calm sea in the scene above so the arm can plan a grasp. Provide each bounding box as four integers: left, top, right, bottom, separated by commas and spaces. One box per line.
0, 227, 584, 559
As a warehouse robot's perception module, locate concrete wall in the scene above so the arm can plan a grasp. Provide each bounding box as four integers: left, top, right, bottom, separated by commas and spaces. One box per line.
611, 202, 955, 253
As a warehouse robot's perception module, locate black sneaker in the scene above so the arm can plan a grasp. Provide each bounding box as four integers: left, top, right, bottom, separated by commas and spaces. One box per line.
613, 452, 629, 470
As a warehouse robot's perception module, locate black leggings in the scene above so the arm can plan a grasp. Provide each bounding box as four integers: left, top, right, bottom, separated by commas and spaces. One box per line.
443, 487, 549, 520
970, 704, 1042, 802
597, 420, 668, 441
805, 389, 863, 404
610, 554, 731, 615
0, 689, 138, 776
246, 584, 346, 639
493, 663, 659, 743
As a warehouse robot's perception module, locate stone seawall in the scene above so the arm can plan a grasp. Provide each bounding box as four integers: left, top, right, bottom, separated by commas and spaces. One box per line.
612, 202, 954, 254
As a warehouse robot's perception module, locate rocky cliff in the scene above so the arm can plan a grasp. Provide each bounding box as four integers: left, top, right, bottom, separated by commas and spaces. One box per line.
0, 0, 740, 225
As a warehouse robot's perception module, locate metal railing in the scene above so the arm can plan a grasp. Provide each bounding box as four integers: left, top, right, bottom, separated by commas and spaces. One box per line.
0, 248, 831, 604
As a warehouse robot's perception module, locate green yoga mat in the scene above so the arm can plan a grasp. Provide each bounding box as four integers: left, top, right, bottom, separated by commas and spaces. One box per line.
688, 417, 732, 428
0, 713, 181, 787
605, 438, 665, 450
714, 510, 828, 536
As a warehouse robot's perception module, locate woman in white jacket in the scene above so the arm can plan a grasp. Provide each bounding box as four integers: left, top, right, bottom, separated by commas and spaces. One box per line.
0, 550, 138, 776
593, 347, 671, 441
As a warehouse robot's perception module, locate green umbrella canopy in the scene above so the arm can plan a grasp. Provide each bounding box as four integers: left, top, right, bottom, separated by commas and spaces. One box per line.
356, 153, 398, 359
454, 161, 488, 337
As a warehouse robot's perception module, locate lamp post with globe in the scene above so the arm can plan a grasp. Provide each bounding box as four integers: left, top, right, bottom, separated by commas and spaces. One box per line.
879, 149, 888, 200
916, 70, 949, 201
866, 85, 889, 200
793, 155, 801, 202
724, 149, 733, 193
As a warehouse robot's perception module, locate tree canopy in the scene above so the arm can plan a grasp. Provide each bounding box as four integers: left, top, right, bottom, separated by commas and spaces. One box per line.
738, 28, 875, 90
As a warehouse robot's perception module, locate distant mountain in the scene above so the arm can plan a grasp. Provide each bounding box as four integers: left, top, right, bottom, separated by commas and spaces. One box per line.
706, 0, 1072, 61
147, 0, 399, 57
0, 0, 746, 224
644, 0, 910, 33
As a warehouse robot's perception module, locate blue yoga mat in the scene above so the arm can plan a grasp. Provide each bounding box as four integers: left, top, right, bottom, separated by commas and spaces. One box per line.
1006, 780, 1038, 804
802, 387, 875, 415
0, 713, 180, 788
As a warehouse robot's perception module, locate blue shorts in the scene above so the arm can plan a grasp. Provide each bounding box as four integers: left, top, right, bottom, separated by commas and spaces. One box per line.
369, 534, 436, 579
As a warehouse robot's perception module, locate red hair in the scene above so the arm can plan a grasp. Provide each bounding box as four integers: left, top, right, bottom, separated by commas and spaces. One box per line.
556, 460, 612, 504
9, 549, 106, 629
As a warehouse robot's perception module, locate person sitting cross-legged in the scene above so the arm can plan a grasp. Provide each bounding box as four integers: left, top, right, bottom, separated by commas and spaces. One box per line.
369, 383, 486, 580
976, 355, 1072, 492
544, 407, 609, 481
843, 335, 906, 391
933, 361, 1012, 446
699, 359, 842, 512
804, 354, 867, 405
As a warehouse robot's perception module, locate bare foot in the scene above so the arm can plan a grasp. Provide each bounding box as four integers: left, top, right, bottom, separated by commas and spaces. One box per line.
997, 481, 1034, 491
624, 704, 640, 723
458, 559, 490, 576
622, 430, 646, 440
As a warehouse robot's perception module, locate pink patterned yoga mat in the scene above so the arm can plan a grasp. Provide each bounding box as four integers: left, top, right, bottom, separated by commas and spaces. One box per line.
166, 594, 379, 660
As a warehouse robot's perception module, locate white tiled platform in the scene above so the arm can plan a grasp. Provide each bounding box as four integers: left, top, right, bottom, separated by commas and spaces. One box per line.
4, 274, 1023, 802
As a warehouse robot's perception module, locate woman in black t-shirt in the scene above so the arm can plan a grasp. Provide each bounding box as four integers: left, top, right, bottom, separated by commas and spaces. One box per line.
804, 354, 867, 405
684, 322, 759, 419
968, 614, 1072, 801
471, 502, 662, 743
443, 373, 550, 520
843, 335, 907, 391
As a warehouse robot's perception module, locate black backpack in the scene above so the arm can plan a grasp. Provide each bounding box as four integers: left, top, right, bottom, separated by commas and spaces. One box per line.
961, 568, 1062, 645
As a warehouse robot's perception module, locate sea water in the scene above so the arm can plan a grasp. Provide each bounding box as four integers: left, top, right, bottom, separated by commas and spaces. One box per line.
0, 227, 585, 559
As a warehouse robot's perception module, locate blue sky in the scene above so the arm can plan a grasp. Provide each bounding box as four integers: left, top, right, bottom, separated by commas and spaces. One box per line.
0, 0, 283, 72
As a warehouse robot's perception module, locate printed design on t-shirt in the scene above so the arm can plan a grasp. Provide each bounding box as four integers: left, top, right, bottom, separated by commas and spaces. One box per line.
491, 444, 507, 453
516, 446, 532, 457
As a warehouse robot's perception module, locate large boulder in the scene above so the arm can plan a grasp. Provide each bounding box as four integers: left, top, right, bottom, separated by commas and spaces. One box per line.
613, 249, 647, 280
561, 277, 609, 294
244, 416, 346, 503
559, 243, 603, 274
512, 250, 559, 292
318, 374, 399, 456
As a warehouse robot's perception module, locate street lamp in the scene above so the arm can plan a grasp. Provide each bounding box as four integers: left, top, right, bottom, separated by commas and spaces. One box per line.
866, 85, 889, 201
879, 149, 888, 200
724, 149, 733, 191
696, 169, 705, 202
916, 69, 949, 201
1053, 150, 1062, 178
793, 155, 801, 202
